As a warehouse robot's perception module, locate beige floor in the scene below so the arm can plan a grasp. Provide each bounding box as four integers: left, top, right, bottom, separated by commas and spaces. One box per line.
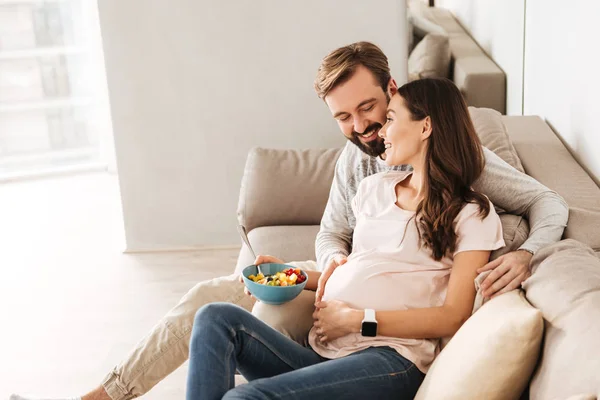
0, 173, 239, 399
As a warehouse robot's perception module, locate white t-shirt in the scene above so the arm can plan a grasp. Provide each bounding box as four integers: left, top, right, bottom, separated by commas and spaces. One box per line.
309, 170, 505, 373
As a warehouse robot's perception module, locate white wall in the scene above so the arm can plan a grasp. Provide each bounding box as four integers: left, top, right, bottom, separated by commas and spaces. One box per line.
98, 1, 408, 250
437, 0, 600, 183
523, 0, 600, 184
436, 0, 525, 115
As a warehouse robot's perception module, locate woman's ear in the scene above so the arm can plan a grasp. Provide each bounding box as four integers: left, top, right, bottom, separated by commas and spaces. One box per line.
421, 116, 432, 140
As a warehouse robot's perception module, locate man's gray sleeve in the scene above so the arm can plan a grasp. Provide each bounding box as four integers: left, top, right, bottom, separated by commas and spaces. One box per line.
315, 151, 353, 272
475, 148, 569, 255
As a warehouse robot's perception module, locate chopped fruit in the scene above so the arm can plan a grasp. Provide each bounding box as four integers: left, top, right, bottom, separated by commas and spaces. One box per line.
247, 268, 306, 286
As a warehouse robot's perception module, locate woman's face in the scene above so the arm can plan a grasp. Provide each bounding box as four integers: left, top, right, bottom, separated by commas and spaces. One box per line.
378, 94, 429, 167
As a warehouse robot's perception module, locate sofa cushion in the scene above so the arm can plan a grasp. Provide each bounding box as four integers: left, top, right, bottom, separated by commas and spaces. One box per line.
470, 107, 525, 173
408, 33, 451, 80
235, 225, 320, 273
522, 239, 600, 400
237, 147, 341, 233
415, 291, 543, 400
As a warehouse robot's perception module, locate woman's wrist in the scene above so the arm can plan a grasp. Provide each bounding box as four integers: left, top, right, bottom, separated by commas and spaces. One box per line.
344, 308, 363, 334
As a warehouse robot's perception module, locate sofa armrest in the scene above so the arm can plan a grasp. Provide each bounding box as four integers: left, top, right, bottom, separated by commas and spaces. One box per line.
237, 147, 342, 233
454, 57, 506, 114
503, 116, 600, 251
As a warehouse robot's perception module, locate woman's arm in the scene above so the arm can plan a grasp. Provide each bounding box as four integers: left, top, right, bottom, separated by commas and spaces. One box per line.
314, 250, 491, 342
378, 250, 490, 338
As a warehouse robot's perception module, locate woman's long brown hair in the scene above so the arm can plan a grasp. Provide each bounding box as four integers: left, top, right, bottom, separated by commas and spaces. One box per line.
398, 78, 490, 260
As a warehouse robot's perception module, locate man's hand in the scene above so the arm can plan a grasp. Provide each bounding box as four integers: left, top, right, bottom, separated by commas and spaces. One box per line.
315, 255, 347, 304
312, 300, 360, 343
238, 255, 286, 299
477, 250, 533, 299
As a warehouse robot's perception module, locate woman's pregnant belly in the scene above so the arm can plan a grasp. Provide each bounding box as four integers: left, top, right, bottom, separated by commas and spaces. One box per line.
323, 257, 451, 311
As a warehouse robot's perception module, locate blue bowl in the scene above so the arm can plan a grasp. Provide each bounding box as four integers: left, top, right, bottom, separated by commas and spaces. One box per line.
242, 263, 308, 305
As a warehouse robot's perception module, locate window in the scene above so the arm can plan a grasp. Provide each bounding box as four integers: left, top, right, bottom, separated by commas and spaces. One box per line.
0, 0, 112, 180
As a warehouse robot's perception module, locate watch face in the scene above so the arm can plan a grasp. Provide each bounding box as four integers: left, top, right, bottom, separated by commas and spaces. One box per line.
361, 321, 377, 337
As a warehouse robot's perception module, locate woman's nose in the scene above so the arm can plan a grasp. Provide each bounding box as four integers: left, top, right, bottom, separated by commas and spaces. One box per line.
378, 125, 387, 138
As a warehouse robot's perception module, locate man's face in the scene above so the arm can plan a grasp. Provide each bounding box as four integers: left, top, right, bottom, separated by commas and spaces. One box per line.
324, 65, 391, 157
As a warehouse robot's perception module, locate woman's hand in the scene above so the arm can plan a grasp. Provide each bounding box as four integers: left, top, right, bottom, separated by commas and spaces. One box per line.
477, 250, 533, 299
312, 300, 361, 343
315, 255, 347, 304
239, 255, 286, 299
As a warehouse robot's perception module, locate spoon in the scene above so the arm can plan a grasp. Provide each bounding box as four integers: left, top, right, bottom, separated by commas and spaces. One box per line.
237, 225, 262, 276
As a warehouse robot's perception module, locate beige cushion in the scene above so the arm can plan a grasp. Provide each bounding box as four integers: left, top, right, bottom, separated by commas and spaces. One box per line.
237, 147, 341, 233
470, 107, 525, 173
408, 33, 451, 80
522, 239, 600, 400
415, 291, 543, 400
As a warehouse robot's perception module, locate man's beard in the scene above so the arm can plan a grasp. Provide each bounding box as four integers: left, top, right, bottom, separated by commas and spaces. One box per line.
349, 122, 386, 158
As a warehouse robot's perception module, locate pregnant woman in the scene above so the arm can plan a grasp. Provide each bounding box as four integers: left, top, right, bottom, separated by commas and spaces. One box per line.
185, 78, 505, 400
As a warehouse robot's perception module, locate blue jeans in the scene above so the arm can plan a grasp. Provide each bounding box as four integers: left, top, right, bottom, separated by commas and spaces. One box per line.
186, 303, 424, 400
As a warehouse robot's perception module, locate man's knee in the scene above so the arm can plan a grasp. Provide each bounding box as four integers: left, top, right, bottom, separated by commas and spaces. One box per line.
194, 302, 248, 328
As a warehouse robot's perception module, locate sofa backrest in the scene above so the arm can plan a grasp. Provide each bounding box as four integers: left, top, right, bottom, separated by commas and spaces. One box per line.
238, 112, 600, 252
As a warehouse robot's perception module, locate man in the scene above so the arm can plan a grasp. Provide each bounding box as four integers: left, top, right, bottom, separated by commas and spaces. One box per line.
12, 42, 568, 400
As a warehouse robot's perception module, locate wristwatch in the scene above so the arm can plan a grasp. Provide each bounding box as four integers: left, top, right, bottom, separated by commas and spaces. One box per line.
361, 309, 378, 337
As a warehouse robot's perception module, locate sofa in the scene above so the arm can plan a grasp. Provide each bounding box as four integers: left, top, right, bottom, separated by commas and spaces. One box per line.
407, 4, 506, 114
230, 7, 600, 397
233, 108, 600, 398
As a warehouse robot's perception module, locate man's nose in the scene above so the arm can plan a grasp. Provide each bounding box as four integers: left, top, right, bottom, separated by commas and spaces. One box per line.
354, 117, 369, 134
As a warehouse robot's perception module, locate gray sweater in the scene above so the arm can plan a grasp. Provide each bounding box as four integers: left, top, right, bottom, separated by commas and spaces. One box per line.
315, 141, 569, 271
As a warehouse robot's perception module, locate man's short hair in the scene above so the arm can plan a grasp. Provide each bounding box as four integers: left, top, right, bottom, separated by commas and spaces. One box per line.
314, 41, 391, 99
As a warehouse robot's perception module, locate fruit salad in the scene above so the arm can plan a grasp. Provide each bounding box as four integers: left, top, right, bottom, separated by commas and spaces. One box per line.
248, 268, 306, 286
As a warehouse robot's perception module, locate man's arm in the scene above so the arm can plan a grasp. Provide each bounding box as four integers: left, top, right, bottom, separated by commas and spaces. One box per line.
475, 148, 569, 298
475, 148, 569, 254
315, 148, 353, 272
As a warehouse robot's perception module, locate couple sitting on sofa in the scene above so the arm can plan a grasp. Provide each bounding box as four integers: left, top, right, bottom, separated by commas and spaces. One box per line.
11, 42, 568, 400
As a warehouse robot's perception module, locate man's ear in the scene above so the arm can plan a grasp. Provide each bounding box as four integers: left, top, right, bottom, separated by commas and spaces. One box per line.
421, 116, 432, 140
387, 77, 398, 96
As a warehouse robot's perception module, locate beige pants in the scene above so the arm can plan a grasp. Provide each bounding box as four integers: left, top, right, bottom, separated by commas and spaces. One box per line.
101, 273, 255, 400
101, 260, 318, 400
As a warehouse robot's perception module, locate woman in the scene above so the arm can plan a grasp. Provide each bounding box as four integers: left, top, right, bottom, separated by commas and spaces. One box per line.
186, 78, 504, 399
